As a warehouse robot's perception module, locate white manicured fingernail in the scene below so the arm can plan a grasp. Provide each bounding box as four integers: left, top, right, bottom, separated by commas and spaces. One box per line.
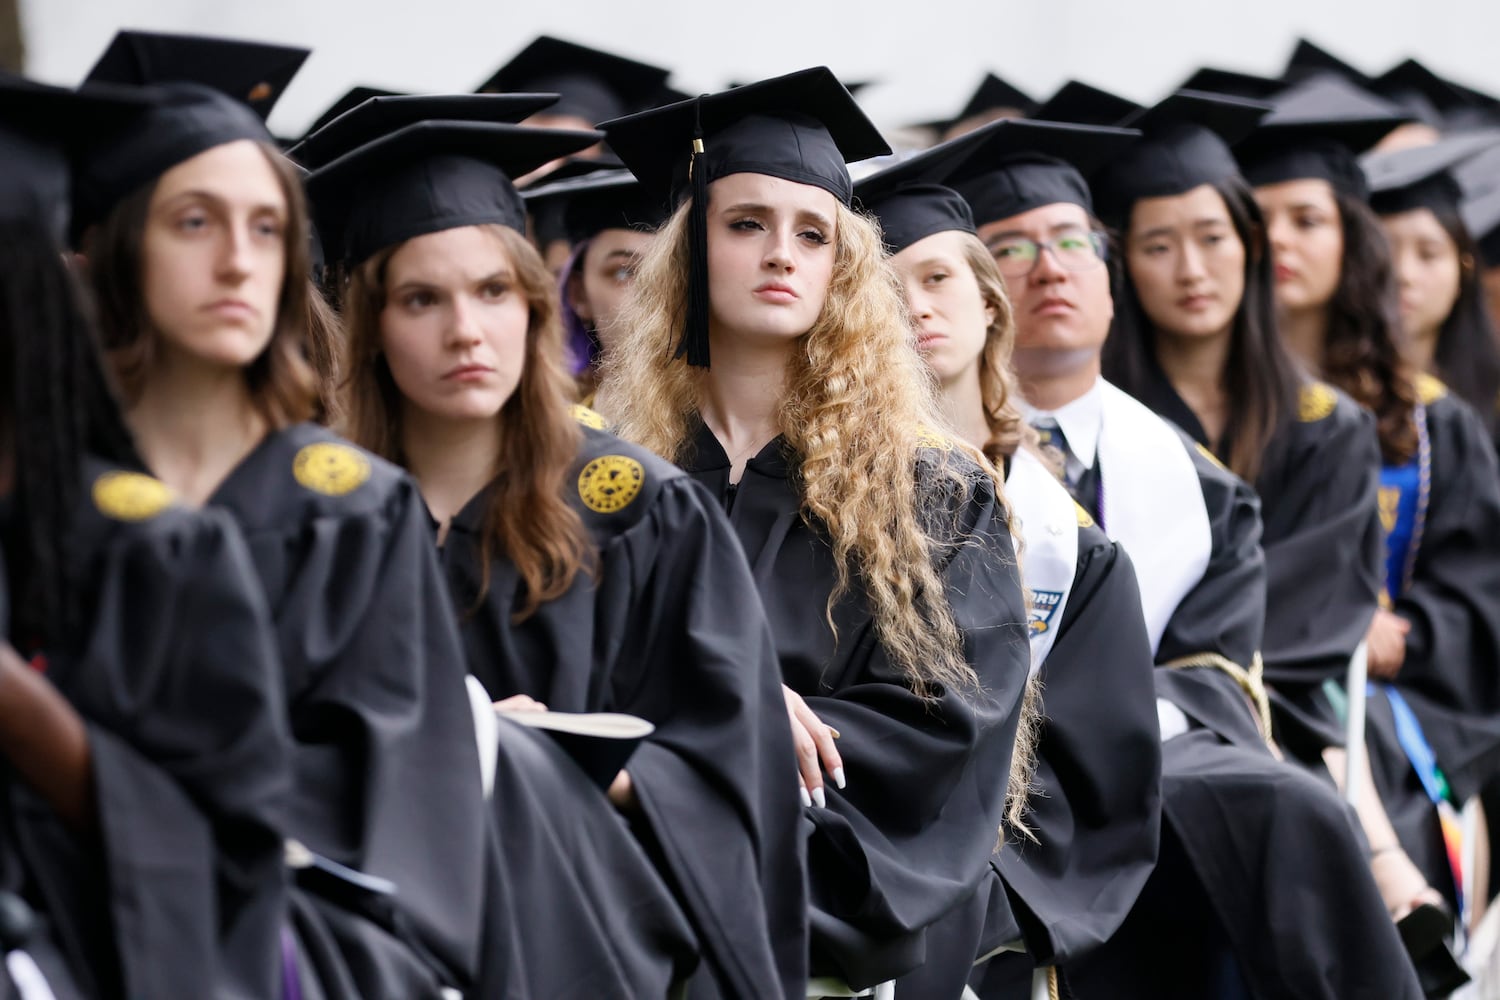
800, 786, 813, 808
833, 768, 846, 789
812, 786, 827, 809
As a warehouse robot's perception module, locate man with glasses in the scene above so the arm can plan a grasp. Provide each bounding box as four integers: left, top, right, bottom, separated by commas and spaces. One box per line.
934, 120, 1424, 998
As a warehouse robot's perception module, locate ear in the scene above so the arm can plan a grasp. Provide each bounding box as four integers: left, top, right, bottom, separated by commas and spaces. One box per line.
984, 299, 999, 329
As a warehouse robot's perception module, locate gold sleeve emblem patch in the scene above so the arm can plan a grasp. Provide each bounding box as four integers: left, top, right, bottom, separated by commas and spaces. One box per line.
578, 455, 645, 513
293, 443, 372, 497
572, 404, 608, 430
915, 425, 954, 451
1074, 502, 1095, 528
1298, 382, 1337, 422
1415, 372, 1448, 405
93, 471, 175, 521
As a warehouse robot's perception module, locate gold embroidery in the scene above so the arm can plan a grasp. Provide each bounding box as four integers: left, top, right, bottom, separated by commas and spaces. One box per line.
1415, 372, 1448, 405
571, 403, 608, 430
292, 443, 372, 497
1195, 442, 1228, 471
1298, 382, 1337, 422
577, 455, 644, 513
1378, 485, 1401, 535
915, 425, 954, 451
92, 471, 174, 521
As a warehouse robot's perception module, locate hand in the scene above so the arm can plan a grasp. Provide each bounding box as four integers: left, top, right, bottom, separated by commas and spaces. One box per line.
1366, 609, 1411, 680
493, 693, 547, 713
783, 685, 844, 808
607, 769, 636, 810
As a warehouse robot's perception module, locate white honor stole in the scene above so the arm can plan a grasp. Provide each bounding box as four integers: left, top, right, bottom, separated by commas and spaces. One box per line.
1006, 447, 1081, 679
1096, 380, 1213, 654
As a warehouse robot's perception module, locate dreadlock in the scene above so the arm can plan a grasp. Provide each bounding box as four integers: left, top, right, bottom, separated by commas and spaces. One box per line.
0, 220, 137, 648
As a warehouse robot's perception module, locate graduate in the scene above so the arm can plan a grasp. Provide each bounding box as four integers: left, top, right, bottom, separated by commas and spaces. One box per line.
0, 73, 291, 1000
1369, 137, 1500, 446
70, 65, 490, 996
311, 102, 807, 998
945, 112, 1425, 997
599, 69, 1034, 992
521, 163, 670, 396
854, 130, 1163, 998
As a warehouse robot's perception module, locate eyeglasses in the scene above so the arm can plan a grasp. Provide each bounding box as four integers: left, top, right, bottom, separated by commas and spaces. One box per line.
986, 231, 1108, 278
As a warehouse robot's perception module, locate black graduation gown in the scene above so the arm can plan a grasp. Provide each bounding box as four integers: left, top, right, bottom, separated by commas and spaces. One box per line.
11, 457, 290, 1000
1136, 370, 1383, 753
203, 424, 488, 998
1363, 383, 1500, 913
681, 423, 1031, 990
440, 424, 807, 999
962, 520, 1161, 1000
1381, 385, 1500, 798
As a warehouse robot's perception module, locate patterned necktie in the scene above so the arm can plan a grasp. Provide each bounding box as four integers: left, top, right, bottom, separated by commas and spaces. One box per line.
1031, 418, 1083, 487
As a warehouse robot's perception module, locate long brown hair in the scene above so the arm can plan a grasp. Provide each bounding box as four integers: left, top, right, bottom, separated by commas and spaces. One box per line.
340, 224, 592, 621
1325, 191, 1419, 464
85, 141, 317, 429
601, 199, 1012, 697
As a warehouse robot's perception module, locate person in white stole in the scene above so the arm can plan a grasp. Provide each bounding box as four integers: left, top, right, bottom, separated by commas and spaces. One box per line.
941, 111, 1424, 999
859, 136, 1162, 998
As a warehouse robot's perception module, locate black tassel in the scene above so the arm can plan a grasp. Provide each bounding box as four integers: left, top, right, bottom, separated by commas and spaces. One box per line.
680, 97, 712, 368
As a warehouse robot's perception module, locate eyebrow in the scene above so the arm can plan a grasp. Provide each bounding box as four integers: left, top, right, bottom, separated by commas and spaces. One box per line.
721, 201, 835, 231
985, 222, 1089, 243
1135, 218, 1229, 241
912, 256, 957, 270
601, 248, 642, 262
390, 268, 513, 291
159, 189, 286, 216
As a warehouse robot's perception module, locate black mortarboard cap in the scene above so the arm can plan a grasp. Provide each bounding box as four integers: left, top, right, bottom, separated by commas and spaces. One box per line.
915, 72, 1038, 132
302, 86, 404, 139
523, 161, 671, 245
474, 36, 670, 124
0, 73, 150, 242
1364, 131, 1500, 216
288, 93, 560, 169
1462, 185, 1500, 266
1090, 90, 1271, 222
600, 67, 890, 367
1030, 80, 1142, 127
1284, 38, 1371, 87
1236, 75, 1410, 200
1178, 66, 1287, 101
1453, 143, 1500, 199
307, 120, 600, 267
871, 116, 1141, 230
1371, 59, 1473, 127
83, 29, 309, 120
73, 82, 273, 232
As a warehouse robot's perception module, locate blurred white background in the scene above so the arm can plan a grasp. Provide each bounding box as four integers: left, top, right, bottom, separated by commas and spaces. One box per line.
16, 0, 1500, 138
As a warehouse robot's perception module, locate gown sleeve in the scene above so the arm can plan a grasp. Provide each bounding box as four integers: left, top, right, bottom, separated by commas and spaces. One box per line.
32, 496, 290, 1000
798, 462, 1032, 988
994, 528, 1161, 965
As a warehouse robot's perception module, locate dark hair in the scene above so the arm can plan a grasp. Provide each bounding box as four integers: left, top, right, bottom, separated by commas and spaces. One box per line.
304, 279, 345, 425
1324, 191, 1419, 464
1103, 177, 1301, 482
1427, 204, 1500, 435
84, 141, 318, 429
341, 225, 594, 621
558, 238, 601, 392
1, 220, 137, 647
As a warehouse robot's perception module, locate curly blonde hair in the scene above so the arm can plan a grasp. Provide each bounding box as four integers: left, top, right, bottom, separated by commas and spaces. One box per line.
600, 196, 1011, 698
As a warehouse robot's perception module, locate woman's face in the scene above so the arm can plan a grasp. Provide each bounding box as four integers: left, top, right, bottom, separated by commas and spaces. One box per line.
379, 226, 530, 424
569, 227, 654, 355
705, 172, 838, 347
1126, 184, 1246, 342
1381, 207, 1462, 343
1254, 178, 1344, 314
890, 230, 995, 386
141, 140, 288, 370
